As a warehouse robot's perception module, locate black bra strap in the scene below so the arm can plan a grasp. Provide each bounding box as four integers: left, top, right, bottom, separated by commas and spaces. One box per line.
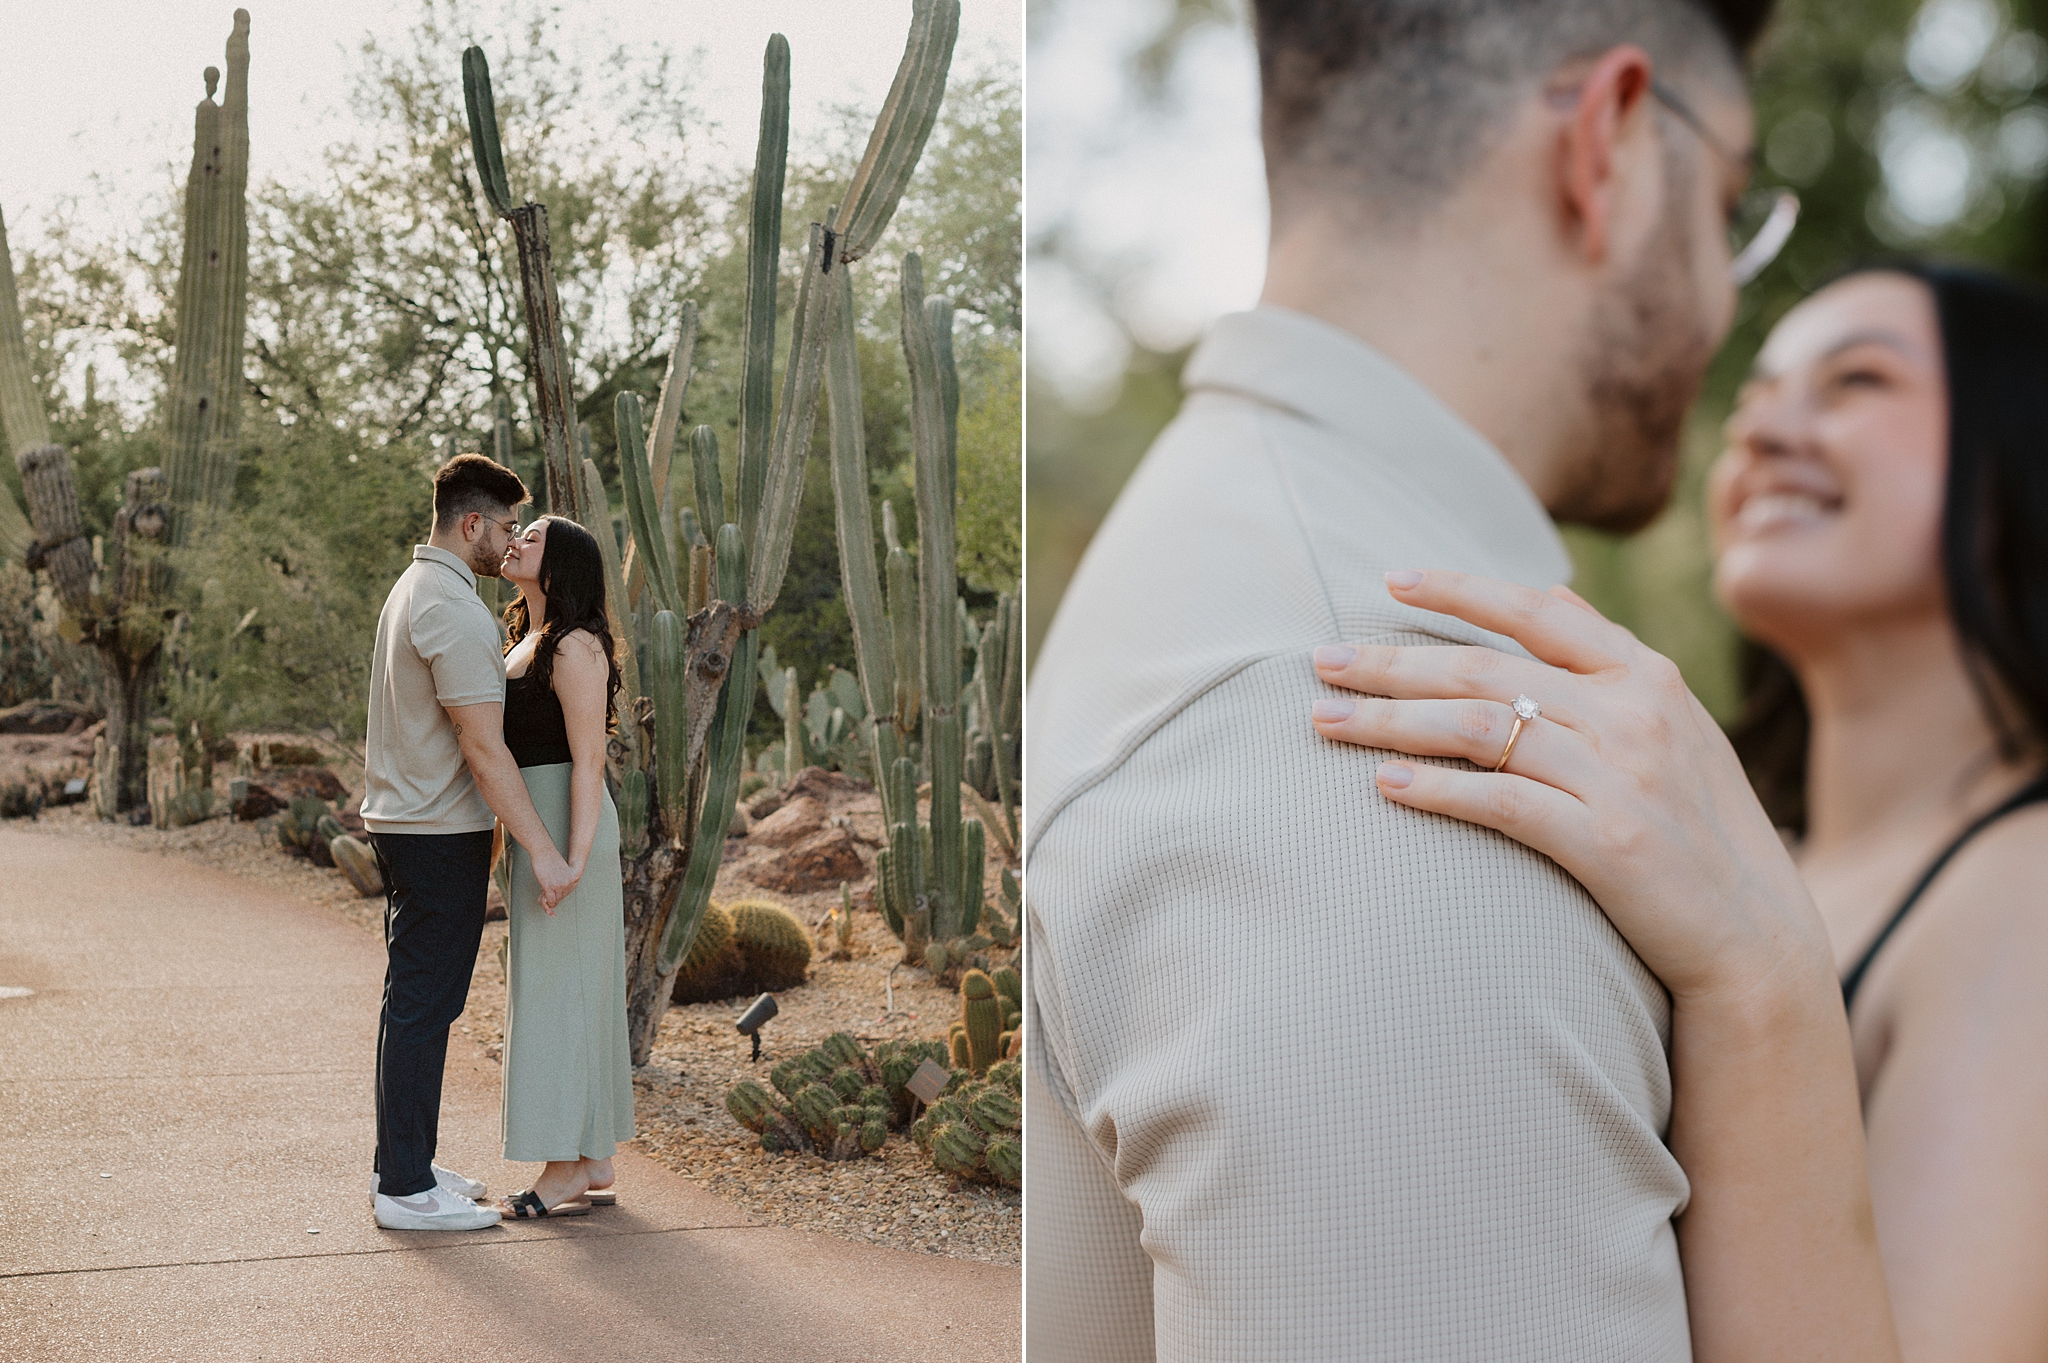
1841, 774, 2048, 1009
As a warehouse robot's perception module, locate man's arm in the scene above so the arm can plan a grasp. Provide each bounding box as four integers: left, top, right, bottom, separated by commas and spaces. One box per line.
445, 700, 577, 910
1024, 967, 1156, 1363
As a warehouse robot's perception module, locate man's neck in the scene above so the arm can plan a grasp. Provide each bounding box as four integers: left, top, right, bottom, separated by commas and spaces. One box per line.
1259, 192, 1593, 509
425, 527, 469, 561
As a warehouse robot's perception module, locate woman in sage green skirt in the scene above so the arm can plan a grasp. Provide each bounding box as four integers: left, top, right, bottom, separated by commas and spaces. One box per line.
493, 514, 635, 1218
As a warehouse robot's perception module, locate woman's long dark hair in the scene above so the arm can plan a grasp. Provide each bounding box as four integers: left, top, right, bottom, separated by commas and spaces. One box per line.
503, 515, 622, 733
1732, 261, 2048, 832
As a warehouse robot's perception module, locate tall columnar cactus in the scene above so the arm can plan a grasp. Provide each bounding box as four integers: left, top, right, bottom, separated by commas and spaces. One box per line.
164, 9, 252, 541
967, 590, 1021, 844
0, 207, 45, 564
463, 45, 582, 524
832, 251, 988, 961
465, 4, 958, 1061
12, 13, 252, 816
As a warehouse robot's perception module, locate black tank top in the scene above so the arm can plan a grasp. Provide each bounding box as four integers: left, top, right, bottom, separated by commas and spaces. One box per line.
503, 671, 573, 767
1840, 773, 2048, 1008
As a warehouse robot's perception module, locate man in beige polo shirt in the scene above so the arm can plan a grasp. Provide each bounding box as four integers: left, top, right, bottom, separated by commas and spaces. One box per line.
1026, 0, 1776, 1356
360, 454, 576, 1232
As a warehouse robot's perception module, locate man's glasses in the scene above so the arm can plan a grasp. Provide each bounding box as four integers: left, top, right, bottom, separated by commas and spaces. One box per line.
1649, 78, 1800, 286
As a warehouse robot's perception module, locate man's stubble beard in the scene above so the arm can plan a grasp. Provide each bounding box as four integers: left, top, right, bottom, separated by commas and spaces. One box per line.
1549, 182, 1717, 535
470, 539, 505, 579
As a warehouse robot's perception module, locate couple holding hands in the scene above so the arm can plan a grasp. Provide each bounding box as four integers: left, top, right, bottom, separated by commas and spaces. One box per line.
1027, 0, 2048, 1358
359, 454, 634, 1230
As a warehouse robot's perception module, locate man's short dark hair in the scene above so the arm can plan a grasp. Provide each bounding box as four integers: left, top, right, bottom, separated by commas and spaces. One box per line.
1253, 0, 1775, 221
432, 453, 528, 530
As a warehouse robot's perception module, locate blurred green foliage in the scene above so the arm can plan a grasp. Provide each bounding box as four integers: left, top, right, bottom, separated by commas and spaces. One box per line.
1028, 0, 2048, 720
2, 5, 1018, 745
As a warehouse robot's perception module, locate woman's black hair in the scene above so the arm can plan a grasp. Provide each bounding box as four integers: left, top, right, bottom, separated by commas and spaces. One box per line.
1732, 260, 2048, 831
503, 515, 622, 732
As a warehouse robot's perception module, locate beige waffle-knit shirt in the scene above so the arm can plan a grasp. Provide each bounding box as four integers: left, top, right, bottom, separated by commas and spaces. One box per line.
1024, 307, 1692, 1361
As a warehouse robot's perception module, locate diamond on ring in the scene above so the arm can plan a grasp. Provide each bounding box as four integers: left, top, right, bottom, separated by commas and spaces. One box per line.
1511, 695, 1540, 721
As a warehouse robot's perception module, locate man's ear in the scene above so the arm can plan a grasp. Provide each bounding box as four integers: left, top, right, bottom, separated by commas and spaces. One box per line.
1558, 45, 1655, 269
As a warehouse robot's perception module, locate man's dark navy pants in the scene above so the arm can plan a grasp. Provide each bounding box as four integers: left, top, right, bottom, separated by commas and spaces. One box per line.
369, 830, 493, 1199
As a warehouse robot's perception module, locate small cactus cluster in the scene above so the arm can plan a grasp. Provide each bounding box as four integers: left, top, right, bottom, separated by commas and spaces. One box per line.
145, 724, 217, 829
912, 1056, 1022, 1189
724, 1031, 951, 1160
946, 967, 1021, 1075
275, 796, 338, 861
670, 898, 813, 1004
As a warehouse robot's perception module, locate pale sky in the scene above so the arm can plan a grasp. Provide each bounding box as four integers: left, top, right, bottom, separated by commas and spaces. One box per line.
1026, 0, 1265, 407
4, 0, 1022, 243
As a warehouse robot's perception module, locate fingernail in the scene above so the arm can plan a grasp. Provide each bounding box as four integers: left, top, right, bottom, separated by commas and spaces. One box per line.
1313, 645, 1357, 669
1311, 698, 1355, 722
1385, 570, 1424, 590
1377, 762, 1414, 789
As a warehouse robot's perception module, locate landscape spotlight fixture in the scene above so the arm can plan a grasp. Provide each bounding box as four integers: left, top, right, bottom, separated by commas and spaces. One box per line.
736, 992, 779, 1062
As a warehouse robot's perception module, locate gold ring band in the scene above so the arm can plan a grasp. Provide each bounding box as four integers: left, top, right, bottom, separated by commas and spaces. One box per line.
1492, 694, 1542, 772
1492, 716, 1527, 772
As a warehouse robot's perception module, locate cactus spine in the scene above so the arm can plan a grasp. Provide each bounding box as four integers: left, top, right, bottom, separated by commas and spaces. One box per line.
164, 10, 252, 541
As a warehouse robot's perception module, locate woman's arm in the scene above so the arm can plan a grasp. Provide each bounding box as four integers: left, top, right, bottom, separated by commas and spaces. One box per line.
550, 630, 611, 881
1854, 822, 2048, 1360
1309, 570, 1899, 1363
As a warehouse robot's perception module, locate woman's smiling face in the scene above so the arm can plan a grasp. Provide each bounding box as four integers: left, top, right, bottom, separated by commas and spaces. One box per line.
501, 516, 549, 591
1708, 271, 1951, 656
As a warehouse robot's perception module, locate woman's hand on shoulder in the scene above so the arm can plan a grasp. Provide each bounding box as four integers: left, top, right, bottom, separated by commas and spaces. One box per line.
1309, 569, 1834, 1008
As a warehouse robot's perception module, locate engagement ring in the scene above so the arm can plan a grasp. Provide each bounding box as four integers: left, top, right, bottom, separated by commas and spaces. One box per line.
1493, 695, 1540, 772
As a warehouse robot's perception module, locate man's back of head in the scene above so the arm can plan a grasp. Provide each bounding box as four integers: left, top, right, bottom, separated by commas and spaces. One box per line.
1255, 0, 1776, 532
1255, 0, 1769, 223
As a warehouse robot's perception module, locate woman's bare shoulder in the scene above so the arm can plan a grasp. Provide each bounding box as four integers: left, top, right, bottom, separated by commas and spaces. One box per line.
553, 627, 610, 664
1897, 800, 2048, 1006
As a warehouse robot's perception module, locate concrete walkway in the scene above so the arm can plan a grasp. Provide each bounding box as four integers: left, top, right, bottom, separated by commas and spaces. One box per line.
0, 827, 1020, 1361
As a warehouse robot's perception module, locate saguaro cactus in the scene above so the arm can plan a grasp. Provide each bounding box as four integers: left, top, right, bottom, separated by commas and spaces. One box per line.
7, 17, 249, 815
163, 9, 252, 541
0, 208, 44, 563
463, 3, 959, 1061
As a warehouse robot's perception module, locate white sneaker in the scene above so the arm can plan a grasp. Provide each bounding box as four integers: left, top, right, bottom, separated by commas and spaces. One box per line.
370, 1163, 488, 1203
373, 1184, 502, 1231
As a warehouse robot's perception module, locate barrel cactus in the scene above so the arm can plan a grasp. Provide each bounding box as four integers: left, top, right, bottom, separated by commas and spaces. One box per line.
669, 899, 741, 1004
725, 899, 813, 992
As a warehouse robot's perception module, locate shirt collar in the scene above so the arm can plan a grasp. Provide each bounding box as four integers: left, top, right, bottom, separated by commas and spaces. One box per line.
1181, 306, 1572, 588
414, 543, 479, 591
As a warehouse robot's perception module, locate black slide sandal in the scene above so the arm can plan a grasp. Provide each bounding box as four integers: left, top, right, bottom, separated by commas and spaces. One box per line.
504, 1189, 591, 1218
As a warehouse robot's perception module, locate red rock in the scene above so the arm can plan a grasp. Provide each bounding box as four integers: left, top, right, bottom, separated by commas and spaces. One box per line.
783, 767, 873, 804
750, 825, 867, 893
749, 795, 825, 848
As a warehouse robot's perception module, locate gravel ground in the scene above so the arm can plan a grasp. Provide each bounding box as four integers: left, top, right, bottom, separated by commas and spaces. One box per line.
8, 758, 1021, 1265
